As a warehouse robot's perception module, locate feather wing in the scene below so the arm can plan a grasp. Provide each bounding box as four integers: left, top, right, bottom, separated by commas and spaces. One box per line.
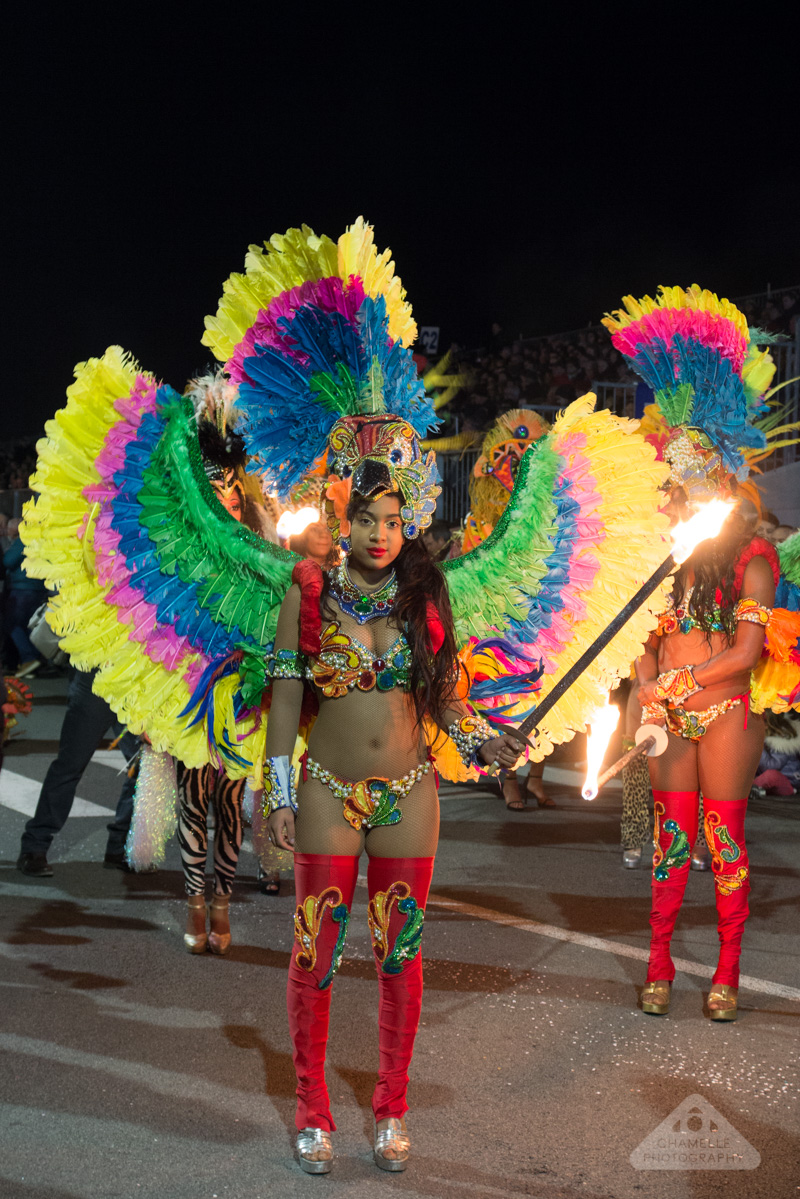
750, 531, 800, 714
21, 347, 297, 781
442, 395, 672, 762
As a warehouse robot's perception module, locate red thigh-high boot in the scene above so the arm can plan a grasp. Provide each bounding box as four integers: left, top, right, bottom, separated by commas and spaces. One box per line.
288, 854, 359, 1132
703, 799, 750, 989
367, 856, 435, 1124
646, 791, 699, 986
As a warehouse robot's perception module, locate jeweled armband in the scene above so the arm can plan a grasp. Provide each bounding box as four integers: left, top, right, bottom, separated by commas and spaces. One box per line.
734, 598, 771, 626
262, 756, 297, 816
653, 666, 702, 705
266, 648, 308, 681
447, 714, 495, 770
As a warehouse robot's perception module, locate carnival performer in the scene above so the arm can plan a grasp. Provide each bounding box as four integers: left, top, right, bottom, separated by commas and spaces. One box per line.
604, 285, 800, 1021
20, 219, 674, 1174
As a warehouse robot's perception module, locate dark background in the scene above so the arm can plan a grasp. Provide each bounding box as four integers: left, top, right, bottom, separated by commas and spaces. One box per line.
5, 11, 798, 438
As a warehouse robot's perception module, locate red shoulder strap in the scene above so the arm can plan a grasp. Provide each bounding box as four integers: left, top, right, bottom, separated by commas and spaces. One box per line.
733, 537, 780, 595
291, 559, 324, 656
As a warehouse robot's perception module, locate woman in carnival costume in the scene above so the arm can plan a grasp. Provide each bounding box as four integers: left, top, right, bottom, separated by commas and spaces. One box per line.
603, 286, 800, 1021
179, 372, 287, 948
21, 219, 672, 1173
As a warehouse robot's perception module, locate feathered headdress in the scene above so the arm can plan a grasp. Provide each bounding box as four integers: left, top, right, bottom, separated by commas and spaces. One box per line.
602, 285, 777, 503
203, 217, 440, 540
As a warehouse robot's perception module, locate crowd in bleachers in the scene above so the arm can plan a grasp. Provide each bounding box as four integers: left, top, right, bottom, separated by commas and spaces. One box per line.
0, 440, 37, 497
442, 287, 800, 434
445, 325, 635, 432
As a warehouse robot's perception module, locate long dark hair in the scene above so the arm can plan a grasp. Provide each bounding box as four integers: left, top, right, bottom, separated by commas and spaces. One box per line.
672, 504, 753, 638
322, 491, 459, 727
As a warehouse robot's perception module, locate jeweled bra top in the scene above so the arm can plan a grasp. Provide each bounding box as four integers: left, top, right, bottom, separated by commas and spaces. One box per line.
657, 586, 729, 636
267, 564, 412, 697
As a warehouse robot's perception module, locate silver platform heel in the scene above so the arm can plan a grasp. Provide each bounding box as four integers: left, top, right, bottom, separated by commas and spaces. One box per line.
295, 1127, 333, 1174
374, 1117, 410, 1172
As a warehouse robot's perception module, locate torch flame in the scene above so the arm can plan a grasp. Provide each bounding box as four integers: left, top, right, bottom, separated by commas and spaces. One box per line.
276, 506, 321, 542
582, 701, 620, 801
670, 499, 734, 565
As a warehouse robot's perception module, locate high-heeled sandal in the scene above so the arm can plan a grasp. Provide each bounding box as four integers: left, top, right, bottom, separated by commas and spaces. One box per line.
183, 895, 208, 954
257, 865, 280, 895
707, 984, 738, 1021
296, 1127, 333, 1174
500, 775, 527, 810
374, 1117, 410, 1172
208, 894, 231, 956
641, 979, 671, 1015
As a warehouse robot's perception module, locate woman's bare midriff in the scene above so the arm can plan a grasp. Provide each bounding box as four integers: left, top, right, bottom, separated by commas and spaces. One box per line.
657, 627, 750, 709
307, 686, 427, 780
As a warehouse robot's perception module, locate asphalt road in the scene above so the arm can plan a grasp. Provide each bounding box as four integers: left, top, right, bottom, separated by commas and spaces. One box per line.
1, 675, 798, 1199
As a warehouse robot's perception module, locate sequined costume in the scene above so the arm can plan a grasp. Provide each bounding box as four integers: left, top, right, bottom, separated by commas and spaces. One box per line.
21, 219, 680, 1141
605, 285, 800, 1007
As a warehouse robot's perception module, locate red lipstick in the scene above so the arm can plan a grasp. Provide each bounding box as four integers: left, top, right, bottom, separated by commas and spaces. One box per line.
367, 548, 387, 558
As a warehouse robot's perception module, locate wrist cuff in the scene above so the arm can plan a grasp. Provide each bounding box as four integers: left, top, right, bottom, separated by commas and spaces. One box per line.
262, 755, 297, 815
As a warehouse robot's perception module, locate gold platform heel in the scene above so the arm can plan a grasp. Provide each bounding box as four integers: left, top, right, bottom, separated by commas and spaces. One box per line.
208, 894, 231, 956
708, 985, 738, 1021
183, 895, 208, 954
641, 980, 671, 1015
374, 1117, 410, 1172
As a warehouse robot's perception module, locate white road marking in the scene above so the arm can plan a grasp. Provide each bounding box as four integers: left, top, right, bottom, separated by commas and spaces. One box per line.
424, 892, 800, 1003
90, 748, 129, 771
0, 770, 113, 818
0, 1035, 275, 1124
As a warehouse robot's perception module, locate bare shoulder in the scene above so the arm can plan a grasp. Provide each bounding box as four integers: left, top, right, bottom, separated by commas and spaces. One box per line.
742, 553, 777, 603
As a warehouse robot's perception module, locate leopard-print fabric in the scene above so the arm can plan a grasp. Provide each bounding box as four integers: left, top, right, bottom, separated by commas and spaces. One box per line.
621, 748, 711, 853
621, 749, 652, 850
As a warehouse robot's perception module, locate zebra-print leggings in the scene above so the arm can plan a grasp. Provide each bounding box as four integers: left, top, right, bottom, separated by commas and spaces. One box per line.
177, 764, 244, 896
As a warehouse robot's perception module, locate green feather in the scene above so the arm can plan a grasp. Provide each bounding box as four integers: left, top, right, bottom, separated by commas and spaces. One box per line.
442, 438, 561, 644
656, 380, 694, 427
779, 529, 800, 588
138, 398, 297, 649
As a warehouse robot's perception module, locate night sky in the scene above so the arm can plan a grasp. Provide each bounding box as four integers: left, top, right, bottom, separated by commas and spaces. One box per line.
6, 13, 798, 439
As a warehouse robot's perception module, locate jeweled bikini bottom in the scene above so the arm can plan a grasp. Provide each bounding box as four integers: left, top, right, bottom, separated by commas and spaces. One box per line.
665, 693, 749, 742
300, 753, 432, 831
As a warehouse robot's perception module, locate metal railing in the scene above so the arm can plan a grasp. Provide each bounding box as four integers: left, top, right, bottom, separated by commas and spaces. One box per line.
0, 489, 33, 519
437, 449, 480, 524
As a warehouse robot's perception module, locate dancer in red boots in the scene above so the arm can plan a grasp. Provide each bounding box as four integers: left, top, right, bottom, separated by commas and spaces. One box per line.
604, 284, 800, 1021
265, 447, 522, 1173
635, 515, 776, 1019
19, 221, 686, 1177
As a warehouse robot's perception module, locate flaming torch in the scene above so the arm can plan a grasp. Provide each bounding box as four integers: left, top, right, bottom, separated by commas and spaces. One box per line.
276, 506, 321, 543
581, 702, 620, 801
582, 718, 669, 800
502, 499, 734, 750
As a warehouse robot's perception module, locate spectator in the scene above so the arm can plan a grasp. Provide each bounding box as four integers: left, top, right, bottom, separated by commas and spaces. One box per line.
3, 518, 47, 675
16, 667, 142, 876
422, 519, 459, 562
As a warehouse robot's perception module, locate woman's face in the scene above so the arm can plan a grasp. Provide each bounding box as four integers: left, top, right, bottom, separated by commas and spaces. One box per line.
219, 489, 243, 521
348, 494, 404, 572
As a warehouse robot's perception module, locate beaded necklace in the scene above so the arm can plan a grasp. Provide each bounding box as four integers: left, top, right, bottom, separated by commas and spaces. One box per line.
329, 562, 397, 624
659, 586, 728, 636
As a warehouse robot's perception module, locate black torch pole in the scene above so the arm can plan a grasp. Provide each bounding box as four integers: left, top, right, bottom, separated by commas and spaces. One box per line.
513, 552, 676, 742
